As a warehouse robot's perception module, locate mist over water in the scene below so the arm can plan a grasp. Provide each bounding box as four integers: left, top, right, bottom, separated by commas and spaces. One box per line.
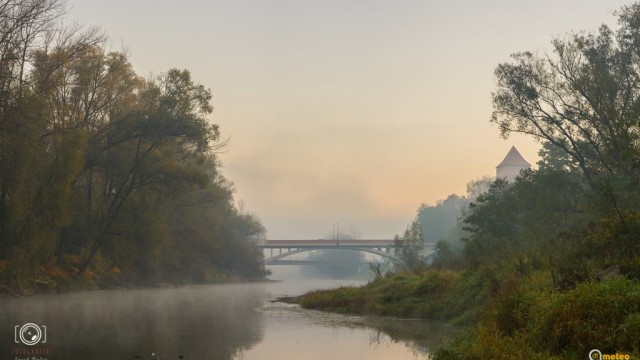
1, 270, 454, 360
2, 284, 265, 359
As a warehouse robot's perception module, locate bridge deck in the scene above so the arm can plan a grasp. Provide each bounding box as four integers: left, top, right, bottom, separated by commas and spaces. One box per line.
256, 239, 395, 248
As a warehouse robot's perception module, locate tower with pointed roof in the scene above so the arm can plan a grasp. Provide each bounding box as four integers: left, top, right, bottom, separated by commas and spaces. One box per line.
496, 146, 531, 181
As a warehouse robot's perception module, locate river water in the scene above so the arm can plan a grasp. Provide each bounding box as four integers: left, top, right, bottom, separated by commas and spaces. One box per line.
0, 270, 455, 360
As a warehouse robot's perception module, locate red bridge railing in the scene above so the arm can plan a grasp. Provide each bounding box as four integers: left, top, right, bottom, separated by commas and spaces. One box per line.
261, 239, 394, 245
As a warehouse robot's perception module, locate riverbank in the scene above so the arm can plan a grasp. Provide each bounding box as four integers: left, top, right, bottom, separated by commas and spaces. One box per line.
291, 269, 482, 324
294, 268, 640, 359
0, 273, 272, 297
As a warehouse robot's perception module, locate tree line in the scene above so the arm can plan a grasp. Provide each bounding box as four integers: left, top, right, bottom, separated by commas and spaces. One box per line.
399, 0, 640, 282
433, 3, 640, 357
0, 0, 266, 293
385, 3, 640, 356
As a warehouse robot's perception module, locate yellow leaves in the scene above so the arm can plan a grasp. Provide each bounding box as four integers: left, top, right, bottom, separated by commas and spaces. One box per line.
46, 265, 69, 280
0, 260, 9, 273
81, 269, 96, 280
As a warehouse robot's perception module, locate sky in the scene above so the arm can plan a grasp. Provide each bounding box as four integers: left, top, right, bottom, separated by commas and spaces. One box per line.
67, 0, 635, 240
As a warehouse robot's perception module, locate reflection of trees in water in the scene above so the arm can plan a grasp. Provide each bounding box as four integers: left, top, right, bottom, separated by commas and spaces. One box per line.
0, 285, 266, 360
289, 303, 457, 357
364, 318, 457, 356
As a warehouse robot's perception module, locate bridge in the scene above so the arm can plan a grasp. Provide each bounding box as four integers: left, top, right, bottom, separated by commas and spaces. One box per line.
255, 239, 437, 265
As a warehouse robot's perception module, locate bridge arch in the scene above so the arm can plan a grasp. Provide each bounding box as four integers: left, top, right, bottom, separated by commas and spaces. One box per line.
263, 246, 401, 265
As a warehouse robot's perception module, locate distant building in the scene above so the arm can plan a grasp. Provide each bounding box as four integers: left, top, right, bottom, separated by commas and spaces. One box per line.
496, 146, 530, 181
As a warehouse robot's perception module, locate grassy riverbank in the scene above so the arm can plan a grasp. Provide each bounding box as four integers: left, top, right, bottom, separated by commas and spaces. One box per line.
299, 270, 483, 324
297, 268, 640, 359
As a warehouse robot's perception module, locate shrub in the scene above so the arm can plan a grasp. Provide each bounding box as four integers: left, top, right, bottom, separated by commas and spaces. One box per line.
530, 277, 640, 354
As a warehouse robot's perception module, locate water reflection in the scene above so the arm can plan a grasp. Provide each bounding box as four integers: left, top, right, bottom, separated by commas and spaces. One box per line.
0, 284, 265, 360
362, 317, 457, 355
237, 292, 455, 360
0, 280, 456, 360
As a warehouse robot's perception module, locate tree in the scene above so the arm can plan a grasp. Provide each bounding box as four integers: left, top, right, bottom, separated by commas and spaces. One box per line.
77, 68, 218, 274
491, 3, 640, 270
465, 176, 494, 202
491, 4, 640, 188
0, 0, 62, 258
394, 220, 424, 271
0, 0, 64, 104
0, 1, 103, 279
414, 177, 494, 270
536, 141, 577, 172
463, 171, 589, 278
0, 1, 269, 290
416, 194, 466, 243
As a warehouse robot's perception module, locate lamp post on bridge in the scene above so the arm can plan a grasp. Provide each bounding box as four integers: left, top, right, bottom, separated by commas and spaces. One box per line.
333, 223, 336, 244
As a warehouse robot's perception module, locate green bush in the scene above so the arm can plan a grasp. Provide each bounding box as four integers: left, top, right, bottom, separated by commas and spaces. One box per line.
432, 325, 561, 360
530, 278, 640, 354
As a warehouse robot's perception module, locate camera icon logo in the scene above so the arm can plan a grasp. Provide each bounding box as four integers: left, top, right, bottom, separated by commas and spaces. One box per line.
14, 323, 46, 346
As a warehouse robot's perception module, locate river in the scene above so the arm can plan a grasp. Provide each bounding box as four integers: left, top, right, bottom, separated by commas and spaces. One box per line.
0, 270, 455, 360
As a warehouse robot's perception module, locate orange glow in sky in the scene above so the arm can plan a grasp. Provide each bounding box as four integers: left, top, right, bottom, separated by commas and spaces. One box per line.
68, 0, 634, 238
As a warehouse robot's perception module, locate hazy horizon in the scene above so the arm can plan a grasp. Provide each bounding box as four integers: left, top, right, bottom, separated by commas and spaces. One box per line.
67, 0, 634, 239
